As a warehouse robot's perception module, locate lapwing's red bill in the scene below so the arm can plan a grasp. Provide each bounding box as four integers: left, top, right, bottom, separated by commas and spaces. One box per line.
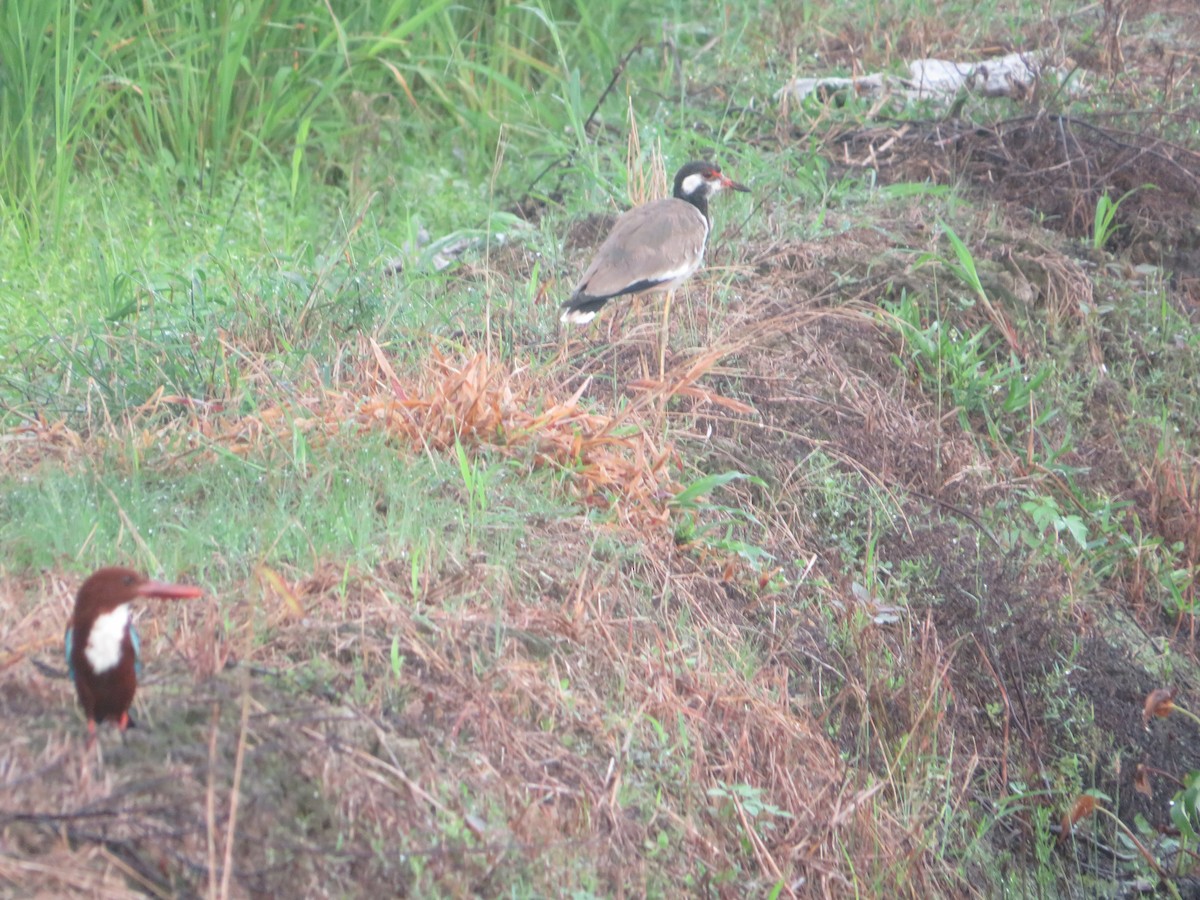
135, 580, 205, 600
719, 172, 751, 193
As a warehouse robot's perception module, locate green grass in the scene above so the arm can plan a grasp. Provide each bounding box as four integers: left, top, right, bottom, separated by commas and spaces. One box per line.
0, 0, 660, 242
0, 428, 573, 585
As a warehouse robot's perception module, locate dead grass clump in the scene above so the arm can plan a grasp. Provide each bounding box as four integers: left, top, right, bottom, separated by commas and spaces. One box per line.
1146, 446, 1200, 566
836, 115, 1200, 269
360, 539, 960, 895
0, 677, 406, 897
744, 229, 901, 316
736, 310, 999, 511
1141, 441, 1200, 626
3, 525, 967, 897
350, 343, 676, 521
142, 340, 687, 527
1011, 244, 1096, 333
0, 821, 145, 898
0, 417, 85, 474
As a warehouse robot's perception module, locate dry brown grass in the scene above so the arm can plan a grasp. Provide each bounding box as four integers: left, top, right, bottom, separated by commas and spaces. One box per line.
0, 290, 984, 897
2, 529, 963, 897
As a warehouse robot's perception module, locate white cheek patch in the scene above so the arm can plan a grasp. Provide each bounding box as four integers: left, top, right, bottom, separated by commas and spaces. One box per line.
85, 604, 131, 674
679, 172, 709, 196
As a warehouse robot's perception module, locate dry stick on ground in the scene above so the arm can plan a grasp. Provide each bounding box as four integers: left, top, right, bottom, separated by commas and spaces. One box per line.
218, 689, 251, 900
97, 844, 173, 898
206, 702, 221, 900
971, 635, 1013, 793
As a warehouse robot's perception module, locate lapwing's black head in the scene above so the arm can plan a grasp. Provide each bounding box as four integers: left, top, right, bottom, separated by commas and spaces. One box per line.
672, 161, 750, 204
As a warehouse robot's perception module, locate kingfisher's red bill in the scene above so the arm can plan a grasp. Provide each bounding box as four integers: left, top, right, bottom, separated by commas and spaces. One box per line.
64, 566, 203, 748
559, 160, 750, 325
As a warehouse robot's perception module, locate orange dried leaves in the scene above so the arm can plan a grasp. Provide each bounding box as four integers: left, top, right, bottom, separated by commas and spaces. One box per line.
346, 344, 678, 523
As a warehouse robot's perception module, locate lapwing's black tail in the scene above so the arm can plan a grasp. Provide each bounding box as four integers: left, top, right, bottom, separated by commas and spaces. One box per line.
559, 294, 609, 324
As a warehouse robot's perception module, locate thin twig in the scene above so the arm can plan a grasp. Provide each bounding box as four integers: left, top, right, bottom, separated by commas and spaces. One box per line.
219, 688, 251, 900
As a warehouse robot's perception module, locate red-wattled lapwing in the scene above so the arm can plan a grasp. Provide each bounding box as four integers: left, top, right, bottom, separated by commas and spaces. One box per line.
560, 160, 749, 374
64, 567, 203, 750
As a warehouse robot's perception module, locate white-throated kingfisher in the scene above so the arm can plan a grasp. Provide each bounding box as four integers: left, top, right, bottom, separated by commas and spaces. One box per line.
64, 566, 203, 747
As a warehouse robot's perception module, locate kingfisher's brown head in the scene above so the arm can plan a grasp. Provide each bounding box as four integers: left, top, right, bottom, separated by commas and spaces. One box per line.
70, 566, 201, 621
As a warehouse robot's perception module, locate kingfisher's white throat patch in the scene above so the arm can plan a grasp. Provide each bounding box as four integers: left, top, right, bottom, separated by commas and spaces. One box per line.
85, 603, 132, 674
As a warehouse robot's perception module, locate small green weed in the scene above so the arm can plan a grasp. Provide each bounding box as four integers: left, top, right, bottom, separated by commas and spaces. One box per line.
1091, 187, 1154, 251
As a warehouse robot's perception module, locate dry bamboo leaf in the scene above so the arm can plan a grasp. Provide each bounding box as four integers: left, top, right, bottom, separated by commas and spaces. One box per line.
1143, 688, 1175, 728
368, 337, 405, 396
256, 565, 305, 618
1133, 764, 1152, 799
1059, 794, 1098, 843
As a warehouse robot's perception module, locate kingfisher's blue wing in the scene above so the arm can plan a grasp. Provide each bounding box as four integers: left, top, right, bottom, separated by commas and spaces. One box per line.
64, 626, 76, 683
131, 624, 142, 679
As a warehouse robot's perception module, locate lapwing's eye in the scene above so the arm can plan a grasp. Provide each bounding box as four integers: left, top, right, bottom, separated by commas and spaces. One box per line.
123, 575, 136, 586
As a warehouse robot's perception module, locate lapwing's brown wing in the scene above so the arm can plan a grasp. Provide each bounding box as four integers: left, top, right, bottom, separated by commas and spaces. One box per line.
571, 198, 709, 303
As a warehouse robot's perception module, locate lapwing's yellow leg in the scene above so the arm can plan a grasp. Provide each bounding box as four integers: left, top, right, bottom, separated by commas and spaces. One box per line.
659, 290, 674, 380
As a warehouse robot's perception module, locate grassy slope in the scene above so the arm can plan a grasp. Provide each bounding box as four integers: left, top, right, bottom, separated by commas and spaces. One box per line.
3, 0, 1200, 896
